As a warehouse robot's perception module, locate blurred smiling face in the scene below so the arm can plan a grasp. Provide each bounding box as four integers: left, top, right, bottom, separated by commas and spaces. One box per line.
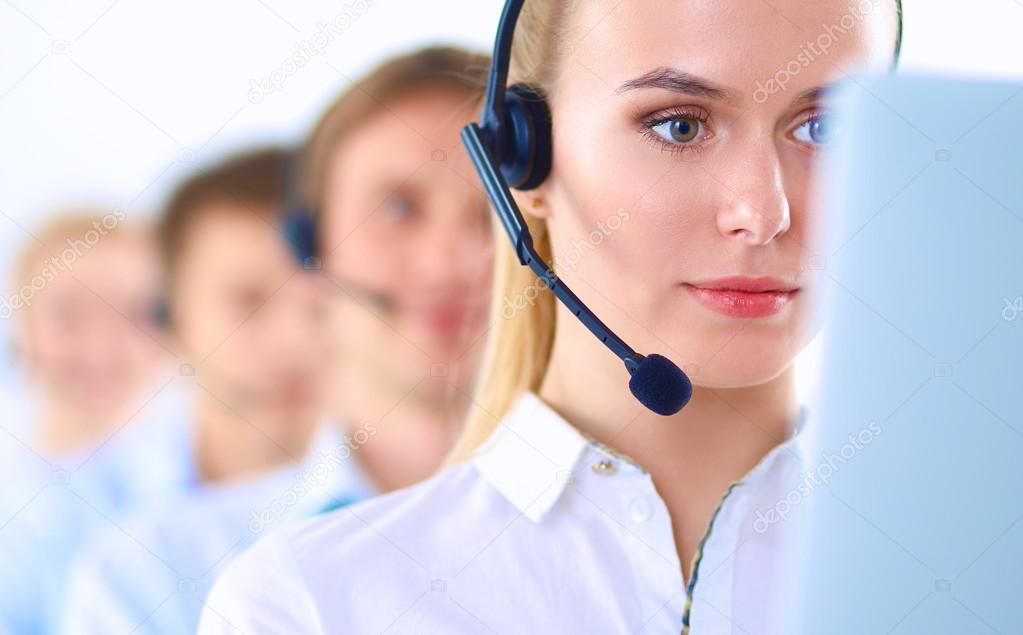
20, 235, 164, 428
170, 205, 328, 428
538, 0, 899, 387
321, 88, 493, 393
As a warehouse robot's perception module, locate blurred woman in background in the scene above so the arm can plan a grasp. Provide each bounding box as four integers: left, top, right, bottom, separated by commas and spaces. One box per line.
296, 45, 493, 495
0, 210, 174, 635
8, 212, 166, 458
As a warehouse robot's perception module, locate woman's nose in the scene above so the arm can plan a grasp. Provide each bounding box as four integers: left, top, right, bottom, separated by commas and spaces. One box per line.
714, 147, 791, 246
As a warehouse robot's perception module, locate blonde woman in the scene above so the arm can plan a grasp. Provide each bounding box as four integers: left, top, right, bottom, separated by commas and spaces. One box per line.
201, 0, 903, 632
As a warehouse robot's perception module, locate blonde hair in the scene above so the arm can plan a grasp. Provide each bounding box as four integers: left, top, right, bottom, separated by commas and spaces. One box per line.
11, 209, 143, 295
302, 45, 490, 219
447, 1, 573, 463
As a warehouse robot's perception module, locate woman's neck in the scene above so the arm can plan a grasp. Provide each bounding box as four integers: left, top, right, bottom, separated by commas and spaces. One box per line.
540, 332, 799, 482
333, 367, 465, 493
539, 320, 801, 584
34, 405, 108, 459
193, 399, 316, 485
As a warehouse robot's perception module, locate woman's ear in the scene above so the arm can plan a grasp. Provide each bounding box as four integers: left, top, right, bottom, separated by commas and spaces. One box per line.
7, 323, 37, 376
511, 186, 552, 220
8, 330, 25, 368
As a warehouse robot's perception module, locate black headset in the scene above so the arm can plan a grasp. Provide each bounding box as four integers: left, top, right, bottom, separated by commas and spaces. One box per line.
282, 149, 394, 310
460, 0, 693, 416
282, 148, 319, 268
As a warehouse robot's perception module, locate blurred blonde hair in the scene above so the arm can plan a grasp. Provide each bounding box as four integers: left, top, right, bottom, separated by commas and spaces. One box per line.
13, 210, 124, 284
446, 0, 573, 464
302, 45, 491, 220
11, 209, 144, 298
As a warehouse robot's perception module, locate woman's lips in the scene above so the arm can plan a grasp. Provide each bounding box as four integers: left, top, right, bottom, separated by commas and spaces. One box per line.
410, 303, 484, 338
683, 276, 799, 319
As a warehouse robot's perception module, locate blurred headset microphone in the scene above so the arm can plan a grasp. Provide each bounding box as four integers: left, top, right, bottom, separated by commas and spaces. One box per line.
281, 210, 396, 313
281, 151, 396, 314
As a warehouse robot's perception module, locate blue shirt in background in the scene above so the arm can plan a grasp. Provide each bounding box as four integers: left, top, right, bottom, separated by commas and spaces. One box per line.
0, 383, 195, 635
61, 425, 374, 635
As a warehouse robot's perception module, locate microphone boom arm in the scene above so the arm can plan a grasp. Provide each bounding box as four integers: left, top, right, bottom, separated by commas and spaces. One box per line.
462, 123, 645, 375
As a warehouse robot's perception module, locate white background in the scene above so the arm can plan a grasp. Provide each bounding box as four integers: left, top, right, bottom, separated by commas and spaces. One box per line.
1, 0, 1022, 412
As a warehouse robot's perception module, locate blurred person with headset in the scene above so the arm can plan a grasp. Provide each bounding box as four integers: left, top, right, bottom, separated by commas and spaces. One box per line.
59, 147, 354, 635
64, 43, 494, 635
200, 1, 904, 633
285, 45, 494, 495
0, 210, 183, 635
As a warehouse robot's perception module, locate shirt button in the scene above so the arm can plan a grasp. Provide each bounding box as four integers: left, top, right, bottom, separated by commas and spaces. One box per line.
629, 497, 653, 523
591, 459, 617, 476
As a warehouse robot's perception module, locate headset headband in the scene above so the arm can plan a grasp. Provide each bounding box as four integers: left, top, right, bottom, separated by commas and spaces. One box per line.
479, 0, 525, 158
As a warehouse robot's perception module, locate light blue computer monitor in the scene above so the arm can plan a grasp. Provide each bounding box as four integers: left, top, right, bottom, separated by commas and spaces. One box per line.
787, 73, 1023, 635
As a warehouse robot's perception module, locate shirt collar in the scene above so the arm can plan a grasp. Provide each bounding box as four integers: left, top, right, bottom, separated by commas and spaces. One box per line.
472, 391, 589, 523
741, 404, 810, 488
473, 392, 811, 524
299, 421, 379, 505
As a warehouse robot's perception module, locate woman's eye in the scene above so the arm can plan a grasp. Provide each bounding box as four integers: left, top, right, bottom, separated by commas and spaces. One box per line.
649, 116, 704, 144
384, 194, 417, 221
793, 113, 842, 146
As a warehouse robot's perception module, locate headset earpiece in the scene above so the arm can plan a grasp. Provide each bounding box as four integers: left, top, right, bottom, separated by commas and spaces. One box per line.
282, 209, 318, 268
151, 297, 171, 329
461, 0, 692, 416
499, 83, 553, 191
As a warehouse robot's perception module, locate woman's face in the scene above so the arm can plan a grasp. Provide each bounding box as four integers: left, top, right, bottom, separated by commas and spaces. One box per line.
322, 89, 493, 395
20, 235, 165, 427
538, 0, 899, 388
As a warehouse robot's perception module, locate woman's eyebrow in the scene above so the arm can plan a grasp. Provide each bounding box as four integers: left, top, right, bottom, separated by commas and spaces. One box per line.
616, 67, 738, 103
792, 84, 836, 107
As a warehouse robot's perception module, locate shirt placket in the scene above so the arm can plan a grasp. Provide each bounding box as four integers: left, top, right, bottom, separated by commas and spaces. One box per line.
681, 482, 743, 634
580, 448, 686, 632
682, 450, 800, 634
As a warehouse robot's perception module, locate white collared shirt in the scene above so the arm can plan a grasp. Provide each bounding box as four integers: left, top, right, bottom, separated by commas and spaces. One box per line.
200, 392, 808, 634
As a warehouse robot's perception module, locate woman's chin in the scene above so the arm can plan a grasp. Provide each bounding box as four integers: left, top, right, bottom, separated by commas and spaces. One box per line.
681, 349, 797, 390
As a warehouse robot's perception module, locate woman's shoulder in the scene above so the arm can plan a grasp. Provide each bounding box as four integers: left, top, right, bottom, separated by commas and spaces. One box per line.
201, 460, 511, 634
200, 510, 325, 634
287, 457, 497, 555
